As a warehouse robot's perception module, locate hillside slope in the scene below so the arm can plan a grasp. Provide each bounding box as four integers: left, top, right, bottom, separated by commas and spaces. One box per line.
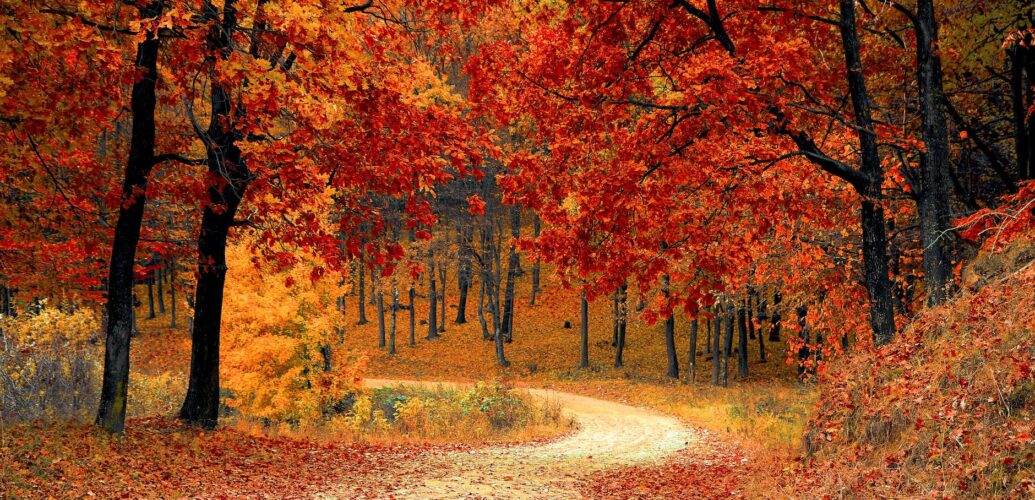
793, 242, 1035, 497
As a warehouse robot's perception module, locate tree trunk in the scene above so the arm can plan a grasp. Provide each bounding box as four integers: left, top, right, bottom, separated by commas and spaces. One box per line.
455, 225, 472, 324
721, 305, 733, 387
438, 263, 446, 333
96, 3, 163, 434
408, 286, 416, 346
614, 282, 627, 368
1008, 33, 1035, 181
796, 306, 811, 378
156, 265, 165, 314
500, 207, 520, 343
169, 259, 177, 329
579, 290, 589, 369
768, 291, 781, 342
146, 275, 156, 319
712, 306, 722, 386
839, 0, 897, 345
388, 286, 397, 354
914, 0, 956, 305
737, 305, 748, 376
478, 272, 490, 340
180, 0, 250, 429
482, 224, 508, 367
377, 287, 386, 348
663, 276, 679, 379
357, 258, 369, 325
427, 249, 438, 340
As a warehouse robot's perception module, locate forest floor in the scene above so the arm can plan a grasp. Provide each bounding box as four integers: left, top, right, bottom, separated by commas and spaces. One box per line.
2, 266, 804, 498
319, 379, 737, 498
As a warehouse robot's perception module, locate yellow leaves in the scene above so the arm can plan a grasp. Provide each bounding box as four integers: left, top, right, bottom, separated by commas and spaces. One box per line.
219, 243, 355, 424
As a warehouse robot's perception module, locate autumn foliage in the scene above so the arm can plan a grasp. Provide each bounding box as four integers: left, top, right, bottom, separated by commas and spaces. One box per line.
793, 241, 1035, 496
2, 0, 1035, 497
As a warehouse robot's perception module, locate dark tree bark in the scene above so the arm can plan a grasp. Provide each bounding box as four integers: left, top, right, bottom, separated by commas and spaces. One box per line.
723, 302, 734, 359
579, 291, 589, 369
480, 222, 509, 367
320, 345, 332, 373
438, 262, 446, 333
356, 256, 369, 325
169, 259, 177, 329
388, 286, 397, 354
478, 274, 491, 340
775, 0, 896, 346
156, 265, 165, 314
179, 0, 251, 429
721, 305, 733, 387
427, 249, 438, 340
1008, 31, 1035, 181
377, 286, 386, 348
737, 305, 748, 376
455, 225, 472, 324
663, 276, 679, 379
796, 306, 812, 378
96, 2, 164, 434
613, 282, 627, 368
746, 295, 755, 340
500, 206, 520, 343
408, 286, 416, 347
712, 307, 722, 386
768, 291, 781, 342
912, 0, 956, 305
146, 275, 156, 319
529, 215, 542, 305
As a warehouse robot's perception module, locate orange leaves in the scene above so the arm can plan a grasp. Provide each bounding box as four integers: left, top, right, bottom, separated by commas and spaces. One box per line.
467, 194, 487, 216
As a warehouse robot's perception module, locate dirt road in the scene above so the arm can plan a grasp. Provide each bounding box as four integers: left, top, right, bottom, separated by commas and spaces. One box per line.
322, 379, 695, 499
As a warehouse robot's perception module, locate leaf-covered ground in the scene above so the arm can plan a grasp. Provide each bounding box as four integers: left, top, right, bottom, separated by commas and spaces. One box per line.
0, 416, 443, 498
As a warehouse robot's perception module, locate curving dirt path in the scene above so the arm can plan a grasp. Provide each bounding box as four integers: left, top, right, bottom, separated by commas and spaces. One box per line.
322, 379, 695, 499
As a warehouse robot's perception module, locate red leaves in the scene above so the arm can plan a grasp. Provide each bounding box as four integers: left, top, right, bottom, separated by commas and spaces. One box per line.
580, 432, 748, 499
467, 194, 487, 216
1, 417, 433, 499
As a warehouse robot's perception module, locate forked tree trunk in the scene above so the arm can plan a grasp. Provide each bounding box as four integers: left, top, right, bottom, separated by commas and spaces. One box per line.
180, 0, 252, 430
